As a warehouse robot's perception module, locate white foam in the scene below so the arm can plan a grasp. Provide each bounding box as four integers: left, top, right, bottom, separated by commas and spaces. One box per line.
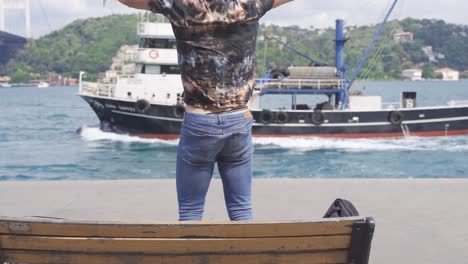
253, 136, 468, 152
79, 126, 179, 145
78, 126, 468, 152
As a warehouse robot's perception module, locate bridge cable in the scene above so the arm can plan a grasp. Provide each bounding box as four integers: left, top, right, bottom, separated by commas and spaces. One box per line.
37, 0, 53, 34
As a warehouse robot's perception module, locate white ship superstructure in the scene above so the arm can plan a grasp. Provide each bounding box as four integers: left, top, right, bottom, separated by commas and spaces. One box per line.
80, 18, 184, 107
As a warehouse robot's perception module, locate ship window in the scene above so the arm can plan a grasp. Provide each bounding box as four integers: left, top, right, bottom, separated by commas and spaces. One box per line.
160, 65, 180, 75
145, 65, 161, 74
139, 38, 177, 49
136, 64, 144, 73
139, 64, 179, 75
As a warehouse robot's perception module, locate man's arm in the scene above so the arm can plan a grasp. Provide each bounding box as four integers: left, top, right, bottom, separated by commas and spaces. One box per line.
272, 0, 294, 8
117, 0, 151, 11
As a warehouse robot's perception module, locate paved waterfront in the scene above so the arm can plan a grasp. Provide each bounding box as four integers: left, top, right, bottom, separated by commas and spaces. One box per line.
1, 179, 467, 263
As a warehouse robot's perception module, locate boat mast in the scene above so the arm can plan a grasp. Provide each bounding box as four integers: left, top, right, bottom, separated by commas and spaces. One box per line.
335, 19, 348, 109
335, 19, 347, 79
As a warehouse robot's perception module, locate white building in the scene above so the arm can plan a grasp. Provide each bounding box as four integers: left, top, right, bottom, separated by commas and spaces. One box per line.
434, 68, 459, 81
422, 46, 436, 62
401, 69, 423, 81
394, 31, 414, 44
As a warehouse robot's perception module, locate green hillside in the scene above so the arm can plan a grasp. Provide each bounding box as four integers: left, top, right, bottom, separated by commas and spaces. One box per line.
2, 14, 468, 81
4, 14, 138, 81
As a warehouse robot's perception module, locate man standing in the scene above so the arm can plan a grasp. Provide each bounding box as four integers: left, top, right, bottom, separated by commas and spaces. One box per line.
118, 0, 293, 221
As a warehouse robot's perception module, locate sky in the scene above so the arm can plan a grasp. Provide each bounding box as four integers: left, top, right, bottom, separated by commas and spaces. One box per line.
2, 0, 467, 38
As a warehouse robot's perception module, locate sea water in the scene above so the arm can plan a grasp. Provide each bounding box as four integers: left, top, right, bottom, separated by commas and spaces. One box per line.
1, 81, 467, 180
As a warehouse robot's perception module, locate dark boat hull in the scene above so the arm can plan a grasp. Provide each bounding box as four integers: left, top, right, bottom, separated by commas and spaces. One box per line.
81, 95, 468, 139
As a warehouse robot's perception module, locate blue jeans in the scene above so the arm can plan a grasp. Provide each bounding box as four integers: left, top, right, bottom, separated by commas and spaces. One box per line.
176, 110, 254, 221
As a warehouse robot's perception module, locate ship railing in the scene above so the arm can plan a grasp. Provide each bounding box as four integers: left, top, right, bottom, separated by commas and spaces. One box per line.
79, 81, 97, 96
382, 102, 400, 110
448, 100, 468, 106
79, 81, 114, 98
117, 74, 136, 80
255, 78, 345, 90
97, 83, 114, 97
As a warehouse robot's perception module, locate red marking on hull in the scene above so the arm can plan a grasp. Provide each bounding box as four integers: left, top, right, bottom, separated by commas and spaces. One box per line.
131, 129, 468, 140
254, 129, 468, 138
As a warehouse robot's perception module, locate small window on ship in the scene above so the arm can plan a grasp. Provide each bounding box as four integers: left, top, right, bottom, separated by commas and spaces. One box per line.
138, 64, 180, 75
139, 38, 177, 49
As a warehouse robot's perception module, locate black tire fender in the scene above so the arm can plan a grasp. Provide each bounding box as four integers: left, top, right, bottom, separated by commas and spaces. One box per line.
135, 99, 150, 113
389, 111, 404, 125
276, 111, 289, 124
311, 111, 325, 126
259, 110, 274, 124
173, 103, 186, 118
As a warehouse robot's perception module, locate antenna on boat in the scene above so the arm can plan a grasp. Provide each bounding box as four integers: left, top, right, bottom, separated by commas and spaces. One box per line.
345, 0, 399, 91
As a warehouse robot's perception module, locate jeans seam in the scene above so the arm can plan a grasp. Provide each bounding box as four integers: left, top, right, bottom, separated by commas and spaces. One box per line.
218, 152, 253, 165
180, 155, 215, 166
183, 123, 219, 135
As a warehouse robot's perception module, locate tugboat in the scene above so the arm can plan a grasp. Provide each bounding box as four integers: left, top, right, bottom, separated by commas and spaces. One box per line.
79, 1, 468, 139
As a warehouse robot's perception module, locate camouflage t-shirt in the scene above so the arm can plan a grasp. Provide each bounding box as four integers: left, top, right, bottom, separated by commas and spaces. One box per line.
149, 0, 274, 111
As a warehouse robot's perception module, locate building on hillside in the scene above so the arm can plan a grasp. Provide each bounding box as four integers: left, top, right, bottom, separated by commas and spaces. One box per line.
421, 46, 446, 63
422, 46, 437, 63
394, 31, 414, 44
104, 70, 119, 83
64, 77, 78, 86
0, 76, 11, 83
122, 63, 136, 75
401, 69, 423, 81
47, 73, 62, 86
104, 45, 139, 82
434, 68, 459, 81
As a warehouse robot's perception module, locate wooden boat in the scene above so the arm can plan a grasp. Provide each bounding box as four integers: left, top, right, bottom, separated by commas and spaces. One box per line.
0, 216, 375, 264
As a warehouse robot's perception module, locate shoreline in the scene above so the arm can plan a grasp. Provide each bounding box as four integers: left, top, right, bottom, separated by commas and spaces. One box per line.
1, 179, 467, 263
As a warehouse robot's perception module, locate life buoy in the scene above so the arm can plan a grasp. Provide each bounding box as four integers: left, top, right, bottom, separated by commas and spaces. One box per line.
311, 111, 325, 126
389, 111, 404, 125
149, 49, 159, 59
135, 99, 150, 113
173, 103, 186, 118
276, 111, 289, 124
259, 110, 274, 124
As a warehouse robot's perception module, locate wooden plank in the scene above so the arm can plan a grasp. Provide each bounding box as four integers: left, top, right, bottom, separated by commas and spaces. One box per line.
0, 217, 361, 238
2, 250, 349, 264
0, 235, 351, 254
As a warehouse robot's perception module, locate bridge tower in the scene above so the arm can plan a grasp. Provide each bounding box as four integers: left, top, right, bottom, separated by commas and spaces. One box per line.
0, 0, 31, 38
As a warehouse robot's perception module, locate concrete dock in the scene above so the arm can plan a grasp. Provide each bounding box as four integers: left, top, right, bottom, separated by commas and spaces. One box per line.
1, 179, 467, 263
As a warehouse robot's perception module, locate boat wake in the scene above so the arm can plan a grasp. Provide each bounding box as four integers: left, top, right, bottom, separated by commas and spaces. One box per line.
78, 126, 468, 152
78, 126, 179, 146
253, 136, 468, 153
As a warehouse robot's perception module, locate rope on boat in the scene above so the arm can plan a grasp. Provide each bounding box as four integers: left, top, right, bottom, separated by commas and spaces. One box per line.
359, 0, 406, 81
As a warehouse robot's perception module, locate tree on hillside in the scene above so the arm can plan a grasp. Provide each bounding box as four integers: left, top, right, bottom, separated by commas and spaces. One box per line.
2, 16, 468, 81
